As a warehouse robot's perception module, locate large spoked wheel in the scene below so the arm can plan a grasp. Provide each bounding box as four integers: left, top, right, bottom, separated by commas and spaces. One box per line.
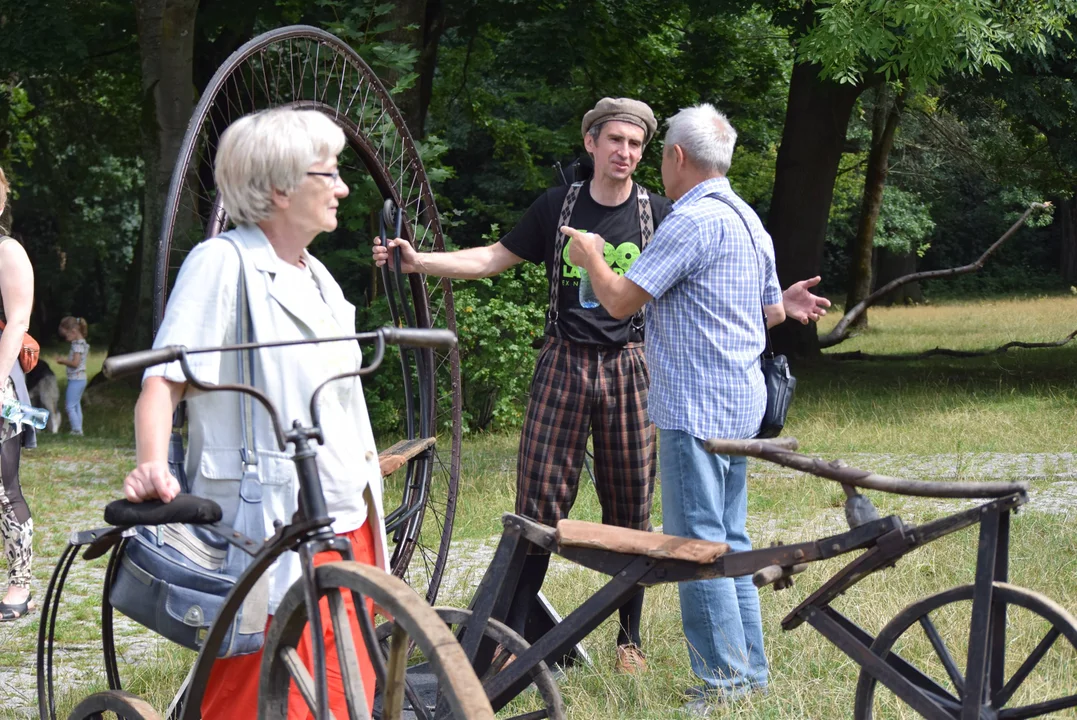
259, 562, 494, 720
37, 539, 193, 720
853, 582, 1077, 719
67, 690, 164, 720
154, 25, 462, 604
373, 607, 566, 720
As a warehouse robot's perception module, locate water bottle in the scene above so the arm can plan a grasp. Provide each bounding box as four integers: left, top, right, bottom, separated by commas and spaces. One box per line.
1, 399, 49, 432
578, 268, 600, 309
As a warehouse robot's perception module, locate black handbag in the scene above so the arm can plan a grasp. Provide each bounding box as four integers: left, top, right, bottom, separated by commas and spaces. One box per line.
757, 334, 796, 439
711, 195, 796, 438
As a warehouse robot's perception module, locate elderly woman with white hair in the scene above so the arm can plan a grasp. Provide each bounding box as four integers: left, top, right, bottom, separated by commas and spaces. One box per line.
122, 108, 386, 719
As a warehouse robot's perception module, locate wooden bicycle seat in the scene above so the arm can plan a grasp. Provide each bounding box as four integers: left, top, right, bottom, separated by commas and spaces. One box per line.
379, 436, 437, 477
555, 520, 729, 564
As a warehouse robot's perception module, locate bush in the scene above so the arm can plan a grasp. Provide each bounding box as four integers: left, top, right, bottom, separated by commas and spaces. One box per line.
452, 262, 546, 432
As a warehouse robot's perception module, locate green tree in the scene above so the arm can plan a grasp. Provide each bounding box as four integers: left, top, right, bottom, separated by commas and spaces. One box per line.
0, 0, 143, 337
767, 0, 1075, 355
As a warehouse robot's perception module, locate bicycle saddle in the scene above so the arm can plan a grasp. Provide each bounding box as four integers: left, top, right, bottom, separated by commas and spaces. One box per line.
104, 494, 223, 527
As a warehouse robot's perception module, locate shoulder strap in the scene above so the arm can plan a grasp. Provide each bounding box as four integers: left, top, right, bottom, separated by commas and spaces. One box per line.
227, 239, 258, 470
710, 194, 775, 355
636, 186, 654, 250
547, 182, 585, 332
629, 186, 654, 337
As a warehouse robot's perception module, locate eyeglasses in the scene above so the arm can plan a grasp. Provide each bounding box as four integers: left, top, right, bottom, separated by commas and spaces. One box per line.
306, 171, 341, 182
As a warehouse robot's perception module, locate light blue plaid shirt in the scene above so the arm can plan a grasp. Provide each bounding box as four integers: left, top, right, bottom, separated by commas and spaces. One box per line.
626, 177, 781, 440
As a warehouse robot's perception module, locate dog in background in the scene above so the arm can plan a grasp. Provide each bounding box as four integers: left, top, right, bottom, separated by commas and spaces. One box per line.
25, 359, 62, 433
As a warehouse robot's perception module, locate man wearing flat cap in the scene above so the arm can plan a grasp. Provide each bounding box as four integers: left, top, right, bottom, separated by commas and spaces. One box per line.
374, 97, 669, 673
374, 98, 828, 678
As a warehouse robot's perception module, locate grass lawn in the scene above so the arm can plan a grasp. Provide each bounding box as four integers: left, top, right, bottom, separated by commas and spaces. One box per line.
1, 295, 1075, 718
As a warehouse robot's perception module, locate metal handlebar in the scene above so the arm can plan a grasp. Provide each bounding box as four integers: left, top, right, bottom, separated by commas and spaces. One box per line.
102, 346, 186, 378
102, 327, 456, 379
101, 326, 458, 451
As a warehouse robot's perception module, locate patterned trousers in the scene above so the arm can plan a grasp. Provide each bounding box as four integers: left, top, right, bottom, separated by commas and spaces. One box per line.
0, 433, 32, 588
516, 337, 656, 535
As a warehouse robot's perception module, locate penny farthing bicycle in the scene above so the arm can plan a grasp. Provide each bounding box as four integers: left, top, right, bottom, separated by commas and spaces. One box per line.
154, 25, 462, 604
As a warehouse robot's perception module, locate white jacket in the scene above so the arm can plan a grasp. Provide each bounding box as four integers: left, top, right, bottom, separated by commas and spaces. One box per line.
147, 224, 388, 612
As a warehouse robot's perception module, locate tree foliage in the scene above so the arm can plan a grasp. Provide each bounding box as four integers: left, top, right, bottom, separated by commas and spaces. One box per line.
4, 0, 1077, 425
799, 0, 1074, 88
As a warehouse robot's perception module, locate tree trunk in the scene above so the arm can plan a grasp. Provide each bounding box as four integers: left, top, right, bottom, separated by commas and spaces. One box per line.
1061, 191, 1077, 285
384, 0, 446, 138
110, 0, 198, 356
0, 88, 9, 235
767, 62, 864, 357
873, 247, 922, 305
844, 86, 905, 328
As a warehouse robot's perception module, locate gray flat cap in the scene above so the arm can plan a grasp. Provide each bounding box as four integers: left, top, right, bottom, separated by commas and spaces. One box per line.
581, 97, 657, 143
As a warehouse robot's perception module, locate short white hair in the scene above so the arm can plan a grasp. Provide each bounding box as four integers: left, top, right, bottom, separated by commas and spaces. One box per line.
214, 108, 346, 225
664, 104, 737, 175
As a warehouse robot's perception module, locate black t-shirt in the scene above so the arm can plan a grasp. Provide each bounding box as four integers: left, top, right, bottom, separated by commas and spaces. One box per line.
501, 181, 673, 346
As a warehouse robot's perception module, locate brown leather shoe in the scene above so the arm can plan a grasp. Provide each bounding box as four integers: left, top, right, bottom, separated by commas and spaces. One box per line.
614, 643, 647, 674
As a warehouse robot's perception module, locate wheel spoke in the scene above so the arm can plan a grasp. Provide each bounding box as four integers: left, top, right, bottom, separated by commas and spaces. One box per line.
503, 712, 551, 720
992, 626, 1060, 708
997, 693, 1077, 719
327, 588, 370, 720
918, 613, 966, 696
281, 645, 320, 715
382, 624, 410, 720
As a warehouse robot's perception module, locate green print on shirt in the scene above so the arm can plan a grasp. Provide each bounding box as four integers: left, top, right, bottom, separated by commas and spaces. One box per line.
562, 239, 640, 281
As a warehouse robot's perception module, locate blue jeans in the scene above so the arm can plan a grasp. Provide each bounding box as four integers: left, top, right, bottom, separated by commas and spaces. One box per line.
660, 428, 768, 693
65, 378, 86, 434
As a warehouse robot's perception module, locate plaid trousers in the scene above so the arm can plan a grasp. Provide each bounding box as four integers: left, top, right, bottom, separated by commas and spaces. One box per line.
516, 337, 656, 534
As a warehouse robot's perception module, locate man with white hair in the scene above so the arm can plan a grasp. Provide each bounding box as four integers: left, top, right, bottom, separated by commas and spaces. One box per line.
566, 103, 788, 712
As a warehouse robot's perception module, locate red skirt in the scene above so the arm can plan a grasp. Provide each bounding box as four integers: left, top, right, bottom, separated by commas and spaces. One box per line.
200, 521, 377, 719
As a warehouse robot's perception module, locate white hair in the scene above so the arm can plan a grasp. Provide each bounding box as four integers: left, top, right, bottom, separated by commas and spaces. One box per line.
664, 104, 737, 175
214, 108, 346, 225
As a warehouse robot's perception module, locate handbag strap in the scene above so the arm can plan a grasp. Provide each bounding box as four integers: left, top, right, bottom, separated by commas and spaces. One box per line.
228, 239, 258, 470
710, 194, 775, 355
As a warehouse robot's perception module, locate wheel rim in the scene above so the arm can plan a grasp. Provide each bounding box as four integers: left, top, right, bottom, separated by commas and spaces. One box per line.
258, 561, 495, 720
853, 582, 1077, 719
154, 25, 462, 604
67, 690, 164, 720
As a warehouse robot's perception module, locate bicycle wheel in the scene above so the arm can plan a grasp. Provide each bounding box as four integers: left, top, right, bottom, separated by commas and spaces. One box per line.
852, 583, 1077, 719
155, 25, 462, 604
259, 562, 495, 720
373, 607, 565, 720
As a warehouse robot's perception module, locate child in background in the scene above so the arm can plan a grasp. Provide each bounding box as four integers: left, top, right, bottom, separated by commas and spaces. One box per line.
55, 316, 89, 436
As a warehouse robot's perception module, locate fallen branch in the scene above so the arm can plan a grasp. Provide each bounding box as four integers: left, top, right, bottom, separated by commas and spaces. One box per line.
819, 201, 1052, 348
829, 328, 1077, 361
704, 438, 1028, 498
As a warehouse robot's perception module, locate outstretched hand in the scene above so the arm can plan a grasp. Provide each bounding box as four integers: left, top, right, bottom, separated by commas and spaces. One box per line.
372, 236, 422, 273
783, 276, 831, 325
